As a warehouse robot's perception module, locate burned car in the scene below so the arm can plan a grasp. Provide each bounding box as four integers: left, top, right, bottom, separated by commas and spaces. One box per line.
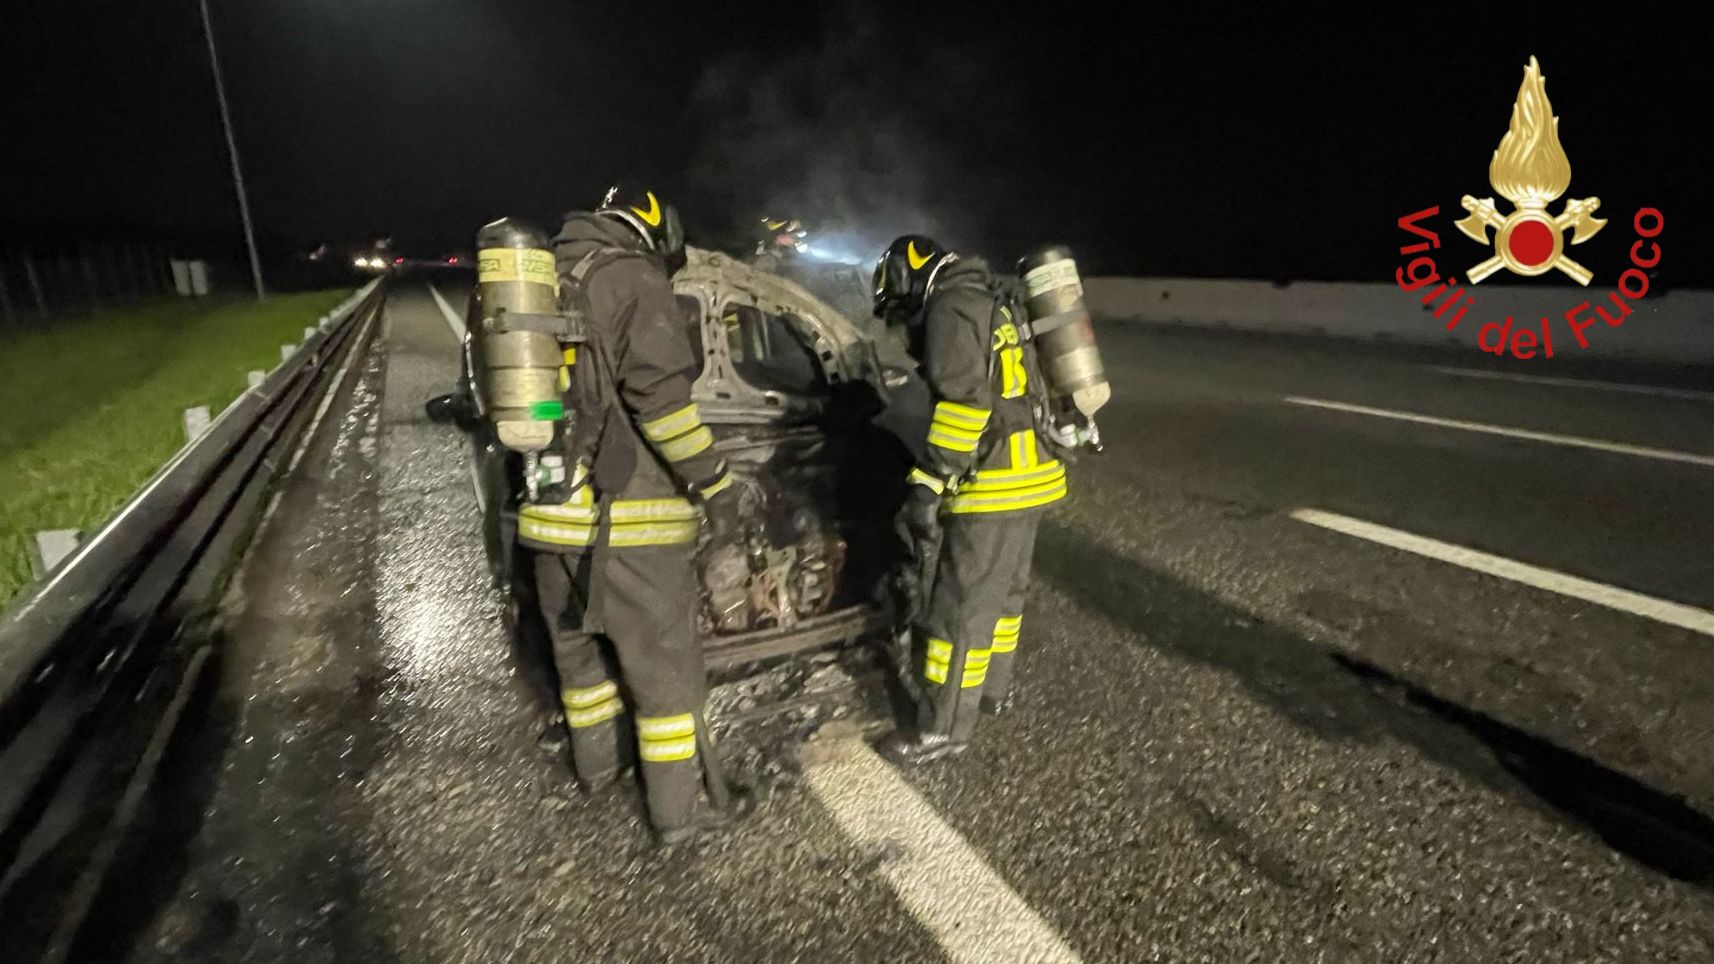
433, 244, 919, 670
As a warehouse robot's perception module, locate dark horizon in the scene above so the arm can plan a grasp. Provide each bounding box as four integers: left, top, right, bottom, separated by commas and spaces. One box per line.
4, 3, 1710, 283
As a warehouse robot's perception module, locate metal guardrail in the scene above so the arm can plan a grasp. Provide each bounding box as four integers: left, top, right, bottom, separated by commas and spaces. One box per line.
0, 279, 385, 960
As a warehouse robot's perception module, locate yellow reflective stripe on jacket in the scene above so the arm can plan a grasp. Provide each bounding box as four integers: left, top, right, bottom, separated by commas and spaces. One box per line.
699, 469, 734, 500
946, 460, 1067, 514
946, 477, 1068, 514
923, 638, 989, 688
640, 403, 701, 442
637, 712, 697, 762
608, 498, 697, 523
907, 467, 946, 495
607, 520, 699, 547
518, 515, 596, 547
523, 495, 698, 547
655, 424, 714, 462
998, 346, 1027, 399
1007, 430, 1039, 468
957, 462, 1065, 494
926, 400, 990, 454
933, 400, 990, 431
991, 615, 1021, 653
928, 427, 981, 453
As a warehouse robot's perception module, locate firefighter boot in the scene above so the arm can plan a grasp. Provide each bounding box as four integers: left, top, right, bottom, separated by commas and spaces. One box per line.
876, 730, 968, 767
655, 785, 756, 846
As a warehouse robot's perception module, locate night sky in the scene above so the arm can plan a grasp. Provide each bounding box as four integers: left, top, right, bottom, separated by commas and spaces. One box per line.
5, 3, 1710, 283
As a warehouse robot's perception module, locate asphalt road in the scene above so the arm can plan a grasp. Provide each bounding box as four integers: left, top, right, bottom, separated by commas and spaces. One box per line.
103, 280, 1714, 963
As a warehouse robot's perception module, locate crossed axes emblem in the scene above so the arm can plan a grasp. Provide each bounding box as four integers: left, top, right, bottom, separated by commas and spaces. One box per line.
1455, 195, 1606, 286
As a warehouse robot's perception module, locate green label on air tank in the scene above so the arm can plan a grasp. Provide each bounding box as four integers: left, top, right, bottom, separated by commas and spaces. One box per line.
529, 400, 564, 420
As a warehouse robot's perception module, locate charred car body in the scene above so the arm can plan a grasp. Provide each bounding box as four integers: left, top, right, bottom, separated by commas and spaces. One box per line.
436, 238, 917, 670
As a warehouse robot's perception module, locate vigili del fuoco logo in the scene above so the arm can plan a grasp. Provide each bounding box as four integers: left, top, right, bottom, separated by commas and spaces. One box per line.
1393, 56, 1663, 360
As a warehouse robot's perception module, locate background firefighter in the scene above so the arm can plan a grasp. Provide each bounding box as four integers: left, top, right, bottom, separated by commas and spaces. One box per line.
521, 182, 746, 842
871, 234, 1070, 765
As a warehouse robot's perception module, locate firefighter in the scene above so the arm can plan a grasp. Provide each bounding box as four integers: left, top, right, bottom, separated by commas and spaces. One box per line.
872, 234, 1069, 765
524, 181, 746, 842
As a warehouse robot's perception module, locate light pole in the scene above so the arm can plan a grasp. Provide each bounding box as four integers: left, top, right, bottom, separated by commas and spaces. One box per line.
198, 0, 266, 301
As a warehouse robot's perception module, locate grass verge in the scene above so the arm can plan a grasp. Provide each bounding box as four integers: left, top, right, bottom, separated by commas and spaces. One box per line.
0, 290, 350, 607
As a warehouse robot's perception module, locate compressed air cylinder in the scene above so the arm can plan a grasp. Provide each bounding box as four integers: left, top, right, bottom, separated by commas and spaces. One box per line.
1017, 246, 1110, 417
476, 218, 561, 452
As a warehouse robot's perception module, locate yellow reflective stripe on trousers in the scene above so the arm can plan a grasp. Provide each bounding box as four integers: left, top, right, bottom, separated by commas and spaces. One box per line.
637, 713, 695, 739
640, 403, 701, 442
563, 681, 623, 728
991, 615, 1021, 653
637, 712, 697, 763
564, 680, 618, 708
924, 638, 989, 688
566, 697, 623, 728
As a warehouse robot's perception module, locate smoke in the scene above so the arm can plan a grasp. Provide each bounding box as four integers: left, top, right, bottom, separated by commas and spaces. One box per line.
685, 5, 1017, 264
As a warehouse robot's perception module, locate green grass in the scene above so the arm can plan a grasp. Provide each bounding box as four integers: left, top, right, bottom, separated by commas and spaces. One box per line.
0, 290, 351, 607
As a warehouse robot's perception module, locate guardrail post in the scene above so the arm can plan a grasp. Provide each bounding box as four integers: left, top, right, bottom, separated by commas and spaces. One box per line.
0, 264, 14, 328
29, 530, 81, 578
280, 343, 296, 363
183, 405, 211, 442
24, 253, 47, 318
303, 326, 317, 342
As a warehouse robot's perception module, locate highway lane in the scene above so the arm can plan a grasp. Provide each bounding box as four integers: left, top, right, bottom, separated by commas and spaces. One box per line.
1079, 327, 1714, 812
104, 282, 1713, 962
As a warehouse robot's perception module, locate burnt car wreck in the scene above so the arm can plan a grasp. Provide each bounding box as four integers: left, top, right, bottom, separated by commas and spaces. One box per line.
431, 246, 917, 671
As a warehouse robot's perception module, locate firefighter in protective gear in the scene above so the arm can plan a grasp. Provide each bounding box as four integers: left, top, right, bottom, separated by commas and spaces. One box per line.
527, 181, 745, 842
872, 234, 1069, 765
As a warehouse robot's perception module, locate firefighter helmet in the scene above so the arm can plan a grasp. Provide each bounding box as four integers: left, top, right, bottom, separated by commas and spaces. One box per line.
873, 234, 951, 319
597, 181, 685, 271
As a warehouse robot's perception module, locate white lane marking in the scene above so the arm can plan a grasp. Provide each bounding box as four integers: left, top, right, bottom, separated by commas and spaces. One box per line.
801, 737, 1083, 964
1283, 395, 1714, 469
1432, 366, 1714, 403
1291, 508, 1714, 638
429, 284, 468, 340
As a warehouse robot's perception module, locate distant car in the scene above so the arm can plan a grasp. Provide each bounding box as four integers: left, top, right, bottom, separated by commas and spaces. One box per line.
431, 247, 917, 668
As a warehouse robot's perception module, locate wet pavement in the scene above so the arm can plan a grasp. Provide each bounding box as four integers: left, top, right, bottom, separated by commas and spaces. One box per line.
112, 283, 1714, 962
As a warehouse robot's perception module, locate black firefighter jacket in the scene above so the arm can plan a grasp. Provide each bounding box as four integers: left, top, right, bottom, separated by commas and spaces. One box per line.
516, 213, 732, 553
910, 257, 1068, 516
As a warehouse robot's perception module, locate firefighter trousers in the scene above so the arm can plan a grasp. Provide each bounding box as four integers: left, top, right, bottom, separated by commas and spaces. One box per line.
534, 543, 708, 831
916, 512, 1041, 743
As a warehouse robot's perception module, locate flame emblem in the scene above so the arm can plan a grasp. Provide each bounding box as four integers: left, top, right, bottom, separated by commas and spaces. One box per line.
1456, 57, 1606, 285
